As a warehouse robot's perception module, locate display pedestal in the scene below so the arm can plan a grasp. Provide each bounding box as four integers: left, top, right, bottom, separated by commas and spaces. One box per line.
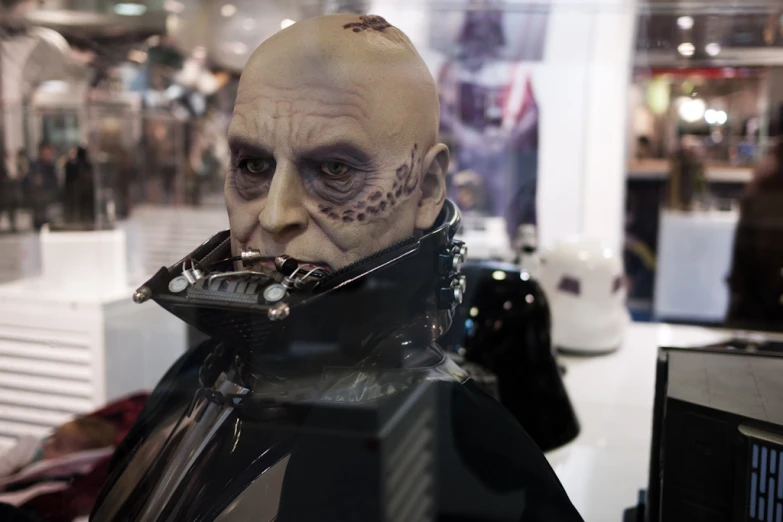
653, 210, 738, 323
0, 228, 186, 449
40, 225, 128, 294
0, 233, 40, 284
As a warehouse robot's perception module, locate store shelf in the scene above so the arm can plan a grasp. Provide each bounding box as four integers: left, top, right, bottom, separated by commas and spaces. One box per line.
628, 160, 754, 183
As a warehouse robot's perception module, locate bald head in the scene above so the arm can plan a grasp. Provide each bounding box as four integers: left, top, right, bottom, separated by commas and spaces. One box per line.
226, 14, 449, 270
237, 14, 440, 148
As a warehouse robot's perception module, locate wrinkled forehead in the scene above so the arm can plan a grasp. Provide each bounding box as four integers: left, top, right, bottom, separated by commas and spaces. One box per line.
230, 59, 413, 149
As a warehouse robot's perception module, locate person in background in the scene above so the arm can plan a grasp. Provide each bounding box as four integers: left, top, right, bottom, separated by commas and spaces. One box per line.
0, 150, 21, 233
666, 134, 706, 211
0, 416, 116, 478
62, 147, 79, 223
726, 140, 783, 330
63, 146, 96, 226
22, 142, 59, 230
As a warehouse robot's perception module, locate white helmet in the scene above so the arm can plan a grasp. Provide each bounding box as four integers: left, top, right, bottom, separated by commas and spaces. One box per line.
539, 237, 630, 354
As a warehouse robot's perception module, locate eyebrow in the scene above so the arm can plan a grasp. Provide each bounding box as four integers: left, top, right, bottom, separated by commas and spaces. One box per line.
228, 135, 272, 157
300, 141, 374, 167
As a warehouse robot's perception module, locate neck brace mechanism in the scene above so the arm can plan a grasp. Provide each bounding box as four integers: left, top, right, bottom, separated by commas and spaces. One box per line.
132, 200, 467, 381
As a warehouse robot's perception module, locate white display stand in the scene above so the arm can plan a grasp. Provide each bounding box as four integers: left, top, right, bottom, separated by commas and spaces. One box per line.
0, 227, 186, 449
653, 209, 739, 323
0, 233, 40, 284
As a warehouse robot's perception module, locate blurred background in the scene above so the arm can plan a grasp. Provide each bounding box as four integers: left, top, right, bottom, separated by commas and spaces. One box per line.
3, 1, 783, 520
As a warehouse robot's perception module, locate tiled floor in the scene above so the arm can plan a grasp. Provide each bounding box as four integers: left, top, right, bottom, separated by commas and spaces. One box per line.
548, 322, 737, 521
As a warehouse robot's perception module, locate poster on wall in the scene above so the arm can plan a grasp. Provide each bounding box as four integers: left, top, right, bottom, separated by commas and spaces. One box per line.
429, 0, 550, 242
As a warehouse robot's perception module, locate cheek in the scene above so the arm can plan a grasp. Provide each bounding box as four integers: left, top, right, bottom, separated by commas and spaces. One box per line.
225, 192, 263, 244
312, 197, 417, 250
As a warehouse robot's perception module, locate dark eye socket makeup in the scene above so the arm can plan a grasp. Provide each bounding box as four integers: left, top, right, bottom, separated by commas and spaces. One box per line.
234, 157, 354, 178
228, 136, 376, 172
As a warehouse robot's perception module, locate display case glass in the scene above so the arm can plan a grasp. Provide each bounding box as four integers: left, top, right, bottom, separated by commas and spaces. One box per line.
1, 1, 783, 521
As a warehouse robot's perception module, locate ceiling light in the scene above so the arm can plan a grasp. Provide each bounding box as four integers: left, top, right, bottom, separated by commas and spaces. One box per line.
280, 18, 296, 29
114, 3, 147, 16
677, 16, 694, 30
705, 42, 721, 56
678, 98, 706, 123
716, 110, 728, 125
221, 4, 237, 17
491, 270, 507, 281
677, 42, 695, 57
704, 109, 718, 125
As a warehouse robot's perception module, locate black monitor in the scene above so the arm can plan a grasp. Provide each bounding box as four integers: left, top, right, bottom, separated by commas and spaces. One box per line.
640, 340, 783, 522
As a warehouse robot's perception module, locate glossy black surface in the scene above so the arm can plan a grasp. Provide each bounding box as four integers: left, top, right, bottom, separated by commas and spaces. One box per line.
439, 260, 580, 452
90, 201, 583, 521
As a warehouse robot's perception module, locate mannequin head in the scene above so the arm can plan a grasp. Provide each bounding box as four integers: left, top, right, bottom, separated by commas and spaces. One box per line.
226, 14, 448, 270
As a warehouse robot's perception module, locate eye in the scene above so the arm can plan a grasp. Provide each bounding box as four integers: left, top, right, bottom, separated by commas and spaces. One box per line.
320, 161, 350, 177
240, 158, 272, 174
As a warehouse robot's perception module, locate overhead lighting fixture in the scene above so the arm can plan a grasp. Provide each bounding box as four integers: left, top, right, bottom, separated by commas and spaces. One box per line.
221, 4, 237, 17
678, 97, 706, 123
677, 16, 694, 30
677, 42, 695, 57
705, 109, 718, 125
280, 18, 296, 29
114, 3, 147, 16
492, 270, 507, 281
716, 110, 728, 125
705, 42, 721, 57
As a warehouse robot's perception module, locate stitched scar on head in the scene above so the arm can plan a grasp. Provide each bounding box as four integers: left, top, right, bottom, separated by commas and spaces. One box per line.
343, 15, 393, 33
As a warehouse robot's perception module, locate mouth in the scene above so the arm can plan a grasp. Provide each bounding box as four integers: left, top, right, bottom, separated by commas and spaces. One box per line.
245, 256, 333, 275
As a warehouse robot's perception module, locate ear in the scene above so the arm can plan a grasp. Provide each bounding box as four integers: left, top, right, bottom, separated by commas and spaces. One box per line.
415, 143, 449, 230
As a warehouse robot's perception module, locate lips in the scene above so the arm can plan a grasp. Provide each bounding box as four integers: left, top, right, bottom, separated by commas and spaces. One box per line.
251, 257, 332, 274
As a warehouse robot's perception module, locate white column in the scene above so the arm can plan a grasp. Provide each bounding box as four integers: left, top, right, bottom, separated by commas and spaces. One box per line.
537, 0, 637, 252
1, 37, 36, 168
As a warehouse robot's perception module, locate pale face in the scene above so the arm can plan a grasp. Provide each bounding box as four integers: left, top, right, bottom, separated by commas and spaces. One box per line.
225, 80, 427, 270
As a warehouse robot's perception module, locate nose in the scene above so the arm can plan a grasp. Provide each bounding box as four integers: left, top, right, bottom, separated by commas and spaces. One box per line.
258, 162, 308, 238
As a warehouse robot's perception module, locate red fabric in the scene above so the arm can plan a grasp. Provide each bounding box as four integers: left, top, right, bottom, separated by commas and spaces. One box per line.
21, 392, 150, 522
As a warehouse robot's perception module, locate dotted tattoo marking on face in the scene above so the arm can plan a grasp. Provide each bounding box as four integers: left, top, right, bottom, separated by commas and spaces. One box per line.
395, 144, 420, 197
316, 144, 420, 224
343, 15, 393, 33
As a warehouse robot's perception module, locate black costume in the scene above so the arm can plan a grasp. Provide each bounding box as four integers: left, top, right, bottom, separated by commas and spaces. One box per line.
90, 200, 583, 522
